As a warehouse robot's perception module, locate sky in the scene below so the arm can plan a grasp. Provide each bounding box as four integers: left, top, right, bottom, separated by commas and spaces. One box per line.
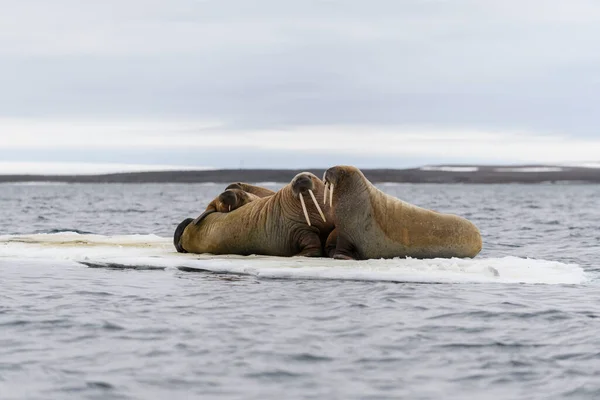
1, 0, 600, 172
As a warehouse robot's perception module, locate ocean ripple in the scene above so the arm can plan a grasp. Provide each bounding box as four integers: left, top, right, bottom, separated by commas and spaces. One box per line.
1, 183, 600, 399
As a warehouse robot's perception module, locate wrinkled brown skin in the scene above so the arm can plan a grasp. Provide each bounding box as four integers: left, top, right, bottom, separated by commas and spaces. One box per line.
225, 182, 276, 198
323, 166, 483, 260
178, 173, 334, 257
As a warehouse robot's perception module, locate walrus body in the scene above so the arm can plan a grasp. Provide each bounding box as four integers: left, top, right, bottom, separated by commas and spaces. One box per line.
175, 173, 333, 256
323, 166, 482, 260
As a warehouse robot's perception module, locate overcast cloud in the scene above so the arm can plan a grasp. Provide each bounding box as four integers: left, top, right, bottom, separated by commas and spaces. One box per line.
1, 0, 600, 171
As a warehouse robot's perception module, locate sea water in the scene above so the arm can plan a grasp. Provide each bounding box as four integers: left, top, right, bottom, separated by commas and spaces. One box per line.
1, 182, 599, 399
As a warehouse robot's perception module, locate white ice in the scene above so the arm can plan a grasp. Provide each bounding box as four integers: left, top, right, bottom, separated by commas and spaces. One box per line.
0, 233, 587, 285
493, 167, 564, 173
419, 166, 479, 172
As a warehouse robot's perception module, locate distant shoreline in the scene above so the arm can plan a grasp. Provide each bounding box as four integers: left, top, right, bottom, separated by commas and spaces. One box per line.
1, 165, 600, 184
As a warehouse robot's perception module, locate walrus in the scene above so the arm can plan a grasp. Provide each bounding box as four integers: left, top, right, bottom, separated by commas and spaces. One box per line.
174, 172, 333, 256
322, 165, 482, 260
225, 182, 276, 198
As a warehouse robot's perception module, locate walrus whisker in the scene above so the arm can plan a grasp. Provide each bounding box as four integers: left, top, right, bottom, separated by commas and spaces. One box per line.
299, 193, 311, 226
323, 182, 329, 205
329, 184, 334, 208
308, 189, 327, 222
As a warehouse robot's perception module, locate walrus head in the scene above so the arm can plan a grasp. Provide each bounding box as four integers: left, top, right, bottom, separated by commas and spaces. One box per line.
322, 165, 368, 209
290, 172, 327, 227
225, 182, 245, 191
218, 189, 260, 212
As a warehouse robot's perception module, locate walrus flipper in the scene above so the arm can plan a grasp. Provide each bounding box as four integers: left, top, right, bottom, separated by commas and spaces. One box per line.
294, 230, 323, 257
173, 218, 194, 253
324, 229, 339, 258
192, 209, 217, 226
331, 234, 359, 260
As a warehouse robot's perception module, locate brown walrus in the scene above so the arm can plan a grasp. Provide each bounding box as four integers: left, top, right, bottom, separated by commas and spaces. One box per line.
322, 165, 482, 260
174, 172, 333, 256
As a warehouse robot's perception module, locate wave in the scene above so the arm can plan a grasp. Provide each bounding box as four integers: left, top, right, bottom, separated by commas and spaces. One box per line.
0, 233, 587, 285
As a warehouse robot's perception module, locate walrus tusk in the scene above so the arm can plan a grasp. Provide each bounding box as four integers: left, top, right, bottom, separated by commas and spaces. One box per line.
299, 193, 311, 226
323, 182, 329, 205
228, 205, 231, 212
308, 189, 326, 222
329, 184, 334, 208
